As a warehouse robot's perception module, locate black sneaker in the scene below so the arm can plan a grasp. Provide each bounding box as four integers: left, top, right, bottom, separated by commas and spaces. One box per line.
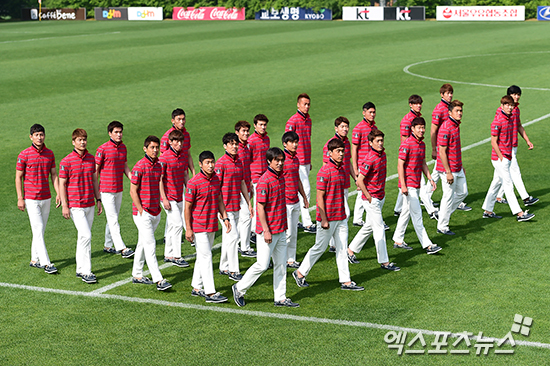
496, 198, 508, 205
287, 261, 300, 269
29, 261, 45, 269
426, 245, 442, 255
380, 262, 400, 271
132, 277, 153, 285
81, 273, 97, 284
517, 210, 535, 222
384, 223, 390, 231
341, 281, 365, 291
44, 264, 58, 274
523, 196, 539, 206
173, 258, 190, 268
274, 298, 299, 307
328, 246, 336, 253
297, 222, 305, 230
232, 284, 245, 307
347, 253, 360, 264
430, 211, 439, 221
121, 248, 135, 258
353, 221, 364, 227
103, 247, 121, 254
250, 233, 257, 244
156, 279, 172, 291
437, 229, 456, 236
303, 224, 316, 234
483, 212, 502, 219
191, 288, 206, 297
163, 257, 174, 263
241, 250, 257, 258
393, 242, 413, 250
394, 211, 401, 217
205, 292, 228, 303
219, 270, 229, 276
228, 272, 243, 281
292, 270, 309, 288
456, 203, 472, 211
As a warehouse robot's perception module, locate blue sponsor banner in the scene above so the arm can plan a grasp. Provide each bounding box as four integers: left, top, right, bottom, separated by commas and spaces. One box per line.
255, 7, 332, 20
537, 6, 550, 20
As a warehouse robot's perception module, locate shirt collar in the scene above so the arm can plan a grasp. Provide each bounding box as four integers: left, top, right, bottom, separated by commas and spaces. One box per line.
284, 148, 296, 157
31, 143, 44, 152
297, 110, 308, 119
334, 133, 348, 142
449, 116, 461, 126
329, 157, 341, 168
73, 149, 88, 157
254, 131, 267, 138
267, 166, 281, 177
225, 151, 238, 161
144, 154, 158, 164
109, 138, 121, 146
200, 169, 214, 180
169, 146, 180, 156
370, 146, 385, 155
363, 118, 375, 126
441, 98, 450, 106
410, 109, 421, 117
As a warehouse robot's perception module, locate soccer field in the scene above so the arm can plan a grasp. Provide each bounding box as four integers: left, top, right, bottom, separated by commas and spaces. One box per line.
1, 19, 550, 364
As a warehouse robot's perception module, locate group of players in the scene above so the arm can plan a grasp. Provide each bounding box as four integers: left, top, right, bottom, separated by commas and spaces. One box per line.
16, 85, 538, 307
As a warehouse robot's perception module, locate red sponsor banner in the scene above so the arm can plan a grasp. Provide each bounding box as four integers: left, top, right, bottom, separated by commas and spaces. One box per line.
172, 7, 245, 20
436, 6, 524, 21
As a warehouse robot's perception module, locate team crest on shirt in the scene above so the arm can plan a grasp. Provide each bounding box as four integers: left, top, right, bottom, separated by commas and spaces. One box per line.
97, 152, 102, 157
187, 188, 192, 194
216, 169, 221, 174
319, 177, 324, 182
260, 189, 266, 196
443, 134, 448, 139
493, 125, 499, 131
60, 165, 65, 171
18, 158, 21, 163
133, 170, 139, 176
402, 148, 407, 153
354, 133, 359, 138
364, 163, 370, 170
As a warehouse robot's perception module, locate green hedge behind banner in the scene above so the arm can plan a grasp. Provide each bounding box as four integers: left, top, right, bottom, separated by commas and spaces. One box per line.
1, 0, 545, 21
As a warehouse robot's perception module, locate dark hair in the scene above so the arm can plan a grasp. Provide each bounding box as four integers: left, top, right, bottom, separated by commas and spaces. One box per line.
30, 124, 45, 135
169, 130, 184, 141
507, 85, 522, 96
222, 132, 239, 145
144, 135, 160, 148
266, 147, 285, 163
409, 94, 423, 105
282, 131, 299, 144
297, 93, 310, 102
448, 100, 464, 112
362, 102, 376, 111
440, 83, 454, 95
253, 114, 269, 125
199, 150, 215, 163
368, 129, 385, 142
327, 138, 345, 151
108, 121, 123, 133
72, 128, 87, 141
411, 117, 426, 127
501, 95, 514, 105
334, 116, 349, 126
235, 120, 251, 131
171, 108, 186, 119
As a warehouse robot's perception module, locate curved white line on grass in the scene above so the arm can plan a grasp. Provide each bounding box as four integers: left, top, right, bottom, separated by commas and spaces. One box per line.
403, 52, 550, 91
0, 31, 121, 45
1, 281, 548, 349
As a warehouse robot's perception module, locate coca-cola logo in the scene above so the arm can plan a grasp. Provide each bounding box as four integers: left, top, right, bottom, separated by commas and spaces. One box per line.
210, 7, 239, 20
442, 7, 452, 18
173, 7, 245, 20
177, 7, 205, 20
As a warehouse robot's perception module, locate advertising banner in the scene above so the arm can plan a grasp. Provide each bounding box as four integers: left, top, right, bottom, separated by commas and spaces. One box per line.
436, 6, 525, 21
383, 7, 425, 21
22, 8, 86, 21
128, 7, 163, 21
255, 7, 332, 20
342, 7, 384, 21
94, 7, 128, 21
172, 7, 246, 20
537, 6, 550, 20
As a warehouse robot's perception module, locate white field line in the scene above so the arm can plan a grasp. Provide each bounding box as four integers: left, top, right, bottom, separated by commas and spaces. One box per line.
0, 31, 121, 45
1, 281, 548, 349
403, 52, 550, 92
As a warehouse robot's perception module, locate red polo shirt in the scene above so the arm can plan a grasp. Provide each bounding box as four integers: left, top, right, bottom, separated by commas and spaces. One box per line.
256, 167, 287, 234
436, 117, 462, 173
186, 170, 221, 233
159, 146, 187, 202
95, 139, 127, 193
398, 135, 426, 189
323, 134, 351, 189
248, 131, 270, 184
511, 104, 520, 147
216, 152, 244, 212
131, 155, 162, 216
60, 149, 96, 208
17, 144, 56, 201
316, 159, 346, 222
491, 107, 513, 161
285, 111, 312, 165
161, 126, 191, 169
239, 141, 252, 191
400, 110, 422, 138
431, 99, 450, 128
352, 118, 378, 165
283, 148, 300, 205
360, 147, 386, 200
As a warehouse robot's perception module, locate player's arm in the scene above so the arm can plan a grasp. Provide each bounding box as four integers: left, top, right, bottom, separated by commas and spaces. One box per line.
297, 179, 309, 208
491, 135, 503, 161
438, 145, 453, 185
517, 123, 533, 149
422, 159, 436, 191
188, 155, 196, 177
401, 135, 408, 143
15, 169, 25, 211
397, 158, 408, 196
50, 166, 61, 208
351, 143, 359, 178
257, 201, 271, 243
92, 170, 102, 215
430, 123, 439, 160
159, 176, 171, 210
59, 177, 70, 219
130, 182, 143, 215
356, 173, 372, 203
316, 188, 329, 229
184, 200, 194, 243
240, 180, 254, 218
218, 193, 231, 234
124, 162, 132, 180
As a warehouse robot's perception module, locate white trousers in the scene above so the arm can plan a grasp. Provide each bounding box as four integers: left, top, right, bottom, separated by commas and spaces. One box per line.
164, 190, 186, 242
251, 183, 258, 232
238, 192, 252, 252
191, 232, 216, 294
482, 158, 522, 215
437, 169, 468, 232
298, 220, 351, 283
71, 206, 94, 275
237, 232, 287, 302
101, 192, 126, 251
496, 147, 529, 200
394, 177, 436, 215
392, 188, 433, 249
132, 211, 163, 283
163, 200, 184, 258
426, 165, 441, 203
219, 211, 240, 273
349, 197, 389, 264
286, 202, 301, 262
353, 192, 365, 224
298, 164, 313, 227
330, 188, 350, 247
26, 198, 51, 266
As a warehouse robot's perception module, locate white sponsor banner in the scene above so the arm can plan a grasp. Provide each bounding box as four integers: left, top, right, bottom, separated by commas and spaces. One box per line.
342, 7, 384, 21
128, 7, 163, 20
436, 6, 524, 21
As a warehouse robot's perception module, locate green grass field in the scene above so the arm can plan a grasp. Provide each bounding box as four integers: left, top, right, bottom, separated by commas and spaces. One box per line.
1, 19, 550, 365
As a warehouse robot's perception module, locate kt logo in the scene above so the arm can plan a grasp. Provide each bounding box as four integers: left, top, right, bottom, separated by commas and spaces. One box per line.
356, 8, 369, 20
396, 7, 411, 20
